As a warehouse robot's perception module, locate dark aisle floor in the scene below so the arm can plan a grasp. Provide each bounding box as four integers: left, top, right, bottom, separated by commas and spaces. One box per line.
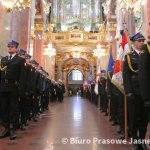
0, 96, 148, 150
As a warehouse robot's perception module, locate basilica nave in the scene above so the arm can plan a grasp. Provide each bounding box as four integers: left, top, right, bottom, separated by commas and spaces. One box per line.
0, 0, 150, 150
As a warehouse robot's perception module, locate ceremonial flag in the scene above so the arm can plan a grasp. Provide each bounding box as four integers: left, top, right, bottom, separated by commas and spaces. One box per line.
107, 46, 114, 74
111, 30, 129, 94
88, 67, 93, 84
94, 62, 101, 95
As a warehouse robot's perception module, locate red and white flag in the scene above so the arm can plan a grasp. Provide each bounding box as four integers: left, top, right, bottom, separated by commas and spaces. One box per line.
111, 30, 129, 94
94, 61, 101, 95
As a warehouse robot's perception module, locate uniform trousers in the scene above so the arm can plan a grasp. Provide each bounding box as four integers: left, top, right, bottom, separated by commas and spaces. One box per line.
0, 91, 19, 129
127, 95, 148, 139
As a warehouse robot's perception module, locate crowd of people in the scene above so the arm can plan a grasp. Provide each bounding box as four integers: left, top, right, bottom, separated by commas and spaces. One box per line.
85, 33, 150, 150
0, 40, 65, 140
0, 32, 149, 150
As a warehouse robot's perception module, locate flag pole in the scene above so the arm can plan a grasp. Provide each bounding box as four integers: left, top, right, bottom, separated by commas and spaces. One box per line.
98, 93, 100, 110
122, 23, 132, 140
96, 58, 101, 110
124, 95, 128, 140
108, 98, 111, 119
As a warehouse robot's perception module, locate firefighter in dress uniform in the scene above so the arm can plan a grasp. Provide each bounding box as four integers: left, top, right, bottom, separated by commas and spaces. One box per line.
123, 33, 149, 150
0, 40, 26, 140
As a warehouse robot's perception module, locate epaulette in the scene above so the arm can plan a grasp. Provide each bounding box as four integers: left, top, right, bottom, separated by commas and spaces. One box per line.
0, 59, 7, 72
108, 72, 112, 80
127, 51, 134, 55
147, 44, 150, 54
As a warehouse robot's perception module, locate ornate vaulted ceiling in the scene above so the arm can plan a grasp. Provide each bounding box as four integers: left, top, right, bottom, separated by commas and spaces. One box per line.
35, 0, 110, 78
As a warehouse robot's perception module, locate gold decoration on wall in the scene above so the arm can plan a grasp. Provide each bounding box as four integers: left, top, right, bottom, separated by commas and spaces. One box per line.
0, 0, 31, 12
34, 24, 44, 31
30, 29, 36, 40
108, 23, 117, 32
46, 29, 108, 45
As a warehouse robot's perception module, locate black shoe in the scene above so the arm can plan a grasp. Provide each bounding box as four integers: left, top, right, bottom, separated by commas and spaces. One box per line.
100, 109, 105, 112
33, 117, 38, 122
117, 129, 122, 134
0, 128, 10, 138
141, 143, 148, 150
45, 107, 49, 110
112, 121, 118, 126
10, 130, 16, 140
119, 134, 125, 140
109, 117, 112, 122
24, 122, 28, 126
132, 144, 140, 150
20, 124, 26, 131
104, 112, 108, 116
40, 110, 44, 113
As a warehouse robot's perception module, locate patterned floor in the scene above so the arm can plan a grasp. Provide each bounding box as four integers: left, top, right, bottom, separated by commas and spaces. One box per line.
0, 96, 149, 150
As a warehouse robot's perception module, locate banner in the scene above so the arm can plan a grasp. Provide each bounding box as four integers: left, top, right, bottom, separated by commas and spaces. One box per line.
111, 30, 129, 94
94, 61, 101, 95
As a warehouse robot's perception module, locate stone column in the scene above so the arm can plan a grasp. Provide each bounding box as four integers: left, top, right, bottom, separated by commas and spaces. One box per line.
10, 11, 21, 41
57, 60, 63, 80
125, 9, 135, 37
19, 8, 31, 51
29, 0, 35, 55
33, 30, 45, 67
63, 70, 68, 96
143, 0, 150, 38
0, 3, 11, 56
45, 55, 50, 75
10, 8, 31, 51
116, 1, 135, 36
0, 3, 5, 41
108, 25, 116, 59
50, 55, 56, 80
44, 54, 55, 79
107, 0, 117, 61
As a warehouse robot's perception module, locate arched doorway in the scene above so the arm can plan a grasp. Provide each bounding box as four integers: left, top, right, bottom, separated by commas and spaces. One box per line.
59, 57, 92, 96
68, 69, 84, 96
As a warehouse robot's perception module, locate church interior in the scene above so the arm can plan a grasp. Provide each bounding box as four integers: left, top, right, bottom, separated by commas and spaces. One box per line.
0, 0, 150, 150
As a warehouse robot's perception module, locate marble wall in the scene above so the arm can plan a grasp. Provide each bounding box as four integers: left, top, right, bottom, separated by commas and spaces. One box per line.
0, 4, 11, 56
10, 8, 31, 51
143, 0, 150, 38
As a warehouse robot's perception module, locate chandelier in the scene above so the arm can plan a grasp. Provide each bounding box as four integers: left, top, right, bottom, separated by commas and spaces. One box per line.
44, 43, 56, 57
93, 44, 106, 58
0, 0, 31, 11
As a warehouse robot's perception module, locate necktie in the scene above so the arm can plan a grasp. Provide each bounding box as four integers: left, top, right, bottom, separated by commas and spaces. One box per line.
9, 55, 12, 60
139, 51, 142, 56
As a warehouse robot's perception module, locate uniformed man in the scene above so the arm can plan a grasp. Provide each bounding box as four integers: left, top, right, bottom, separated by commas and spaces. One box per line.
56, 79, 65, 103
91, 81, 96, 104
139, 36, 150, 147
107, 71, 119, 126
99, 70, 107, 114
123, 33, 148, 150
139, 35, 150, 103
30, 60, 41, 121
16, 49, 32, 130
0, 40, 26, 140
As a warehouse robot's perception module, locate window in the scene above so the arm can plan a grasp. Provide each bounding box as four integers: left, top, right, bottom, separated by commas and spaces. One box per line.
72, 70, 83, 80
